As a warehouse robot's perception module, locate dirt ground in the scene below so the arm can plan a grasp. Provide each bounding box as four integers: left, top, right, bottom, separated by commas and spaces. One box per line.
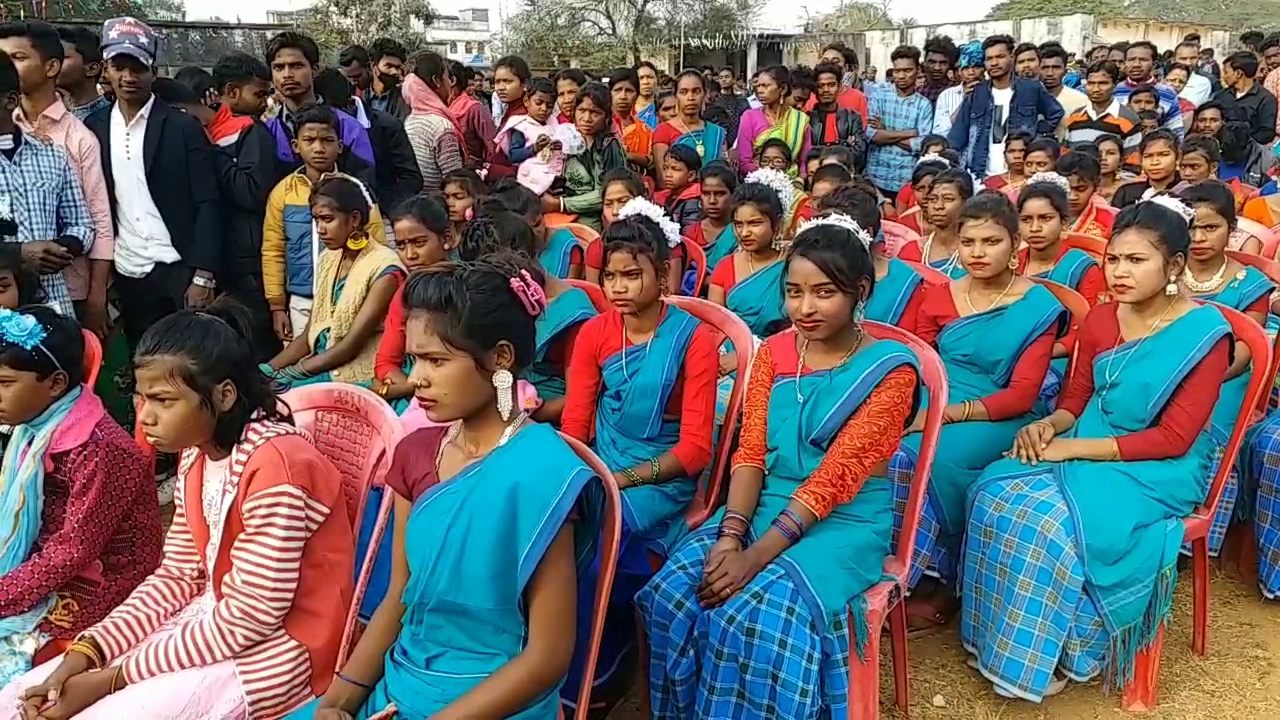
608, 558, 1280, 719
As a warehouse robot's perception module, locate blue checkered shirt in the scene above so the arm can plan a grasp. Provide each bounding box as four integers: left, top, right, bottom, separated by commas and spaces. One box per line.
864, 89, 934, 192
0, 133, 93, 315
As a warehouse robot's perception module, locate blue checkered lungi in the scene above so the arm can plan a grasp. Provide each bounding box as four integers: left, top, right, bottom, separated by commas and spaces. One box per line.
1251, 413, 1280, 598
888, 449, 952, 588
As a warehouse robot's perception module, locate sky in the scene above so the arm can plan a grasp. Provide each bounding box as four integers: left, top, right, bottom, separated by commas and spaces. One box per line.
186, 0, 1001, 33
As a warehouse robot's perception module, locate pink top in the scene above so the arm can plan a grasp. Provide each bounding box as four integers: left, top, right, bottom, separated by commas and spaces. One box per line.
14, 102, 114, 300
735, 107, 813, 174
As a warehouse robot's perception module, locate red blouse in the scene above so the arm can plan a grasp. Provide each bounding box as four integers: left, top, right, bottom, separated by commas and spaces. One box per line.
561, 308, 720, 475
1016, 243, 1108, 307
375, 283, 408, 381
896, 241, 924, 263
709, 255, 738, 292
732, 336, 917, 519
385, 426, 448, 502
1057, 304, 1230, 461
895, 281, 928, 337
914, 282, 1057, 421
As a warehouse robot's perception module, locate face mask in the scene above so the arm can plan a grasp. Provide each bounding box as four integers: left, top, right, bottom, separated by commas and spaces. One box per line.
378, 71, 401, 89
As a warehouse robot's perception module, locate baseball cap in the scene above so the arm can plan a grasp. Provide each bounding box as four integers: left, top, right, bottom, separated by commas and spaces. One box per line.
101, 17, 156, 67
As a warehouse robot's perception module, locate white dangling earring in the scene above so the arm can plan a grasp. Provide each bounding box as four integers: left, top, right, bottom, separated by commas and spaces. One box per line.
854, 299, 866, 327
1165, 276, 1179, 296
493, 369, 514, 421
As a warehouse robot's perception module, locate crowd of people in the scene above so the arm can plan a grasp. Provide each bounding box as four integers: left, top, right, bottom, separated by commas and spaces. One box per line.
4, 10, 1280, 718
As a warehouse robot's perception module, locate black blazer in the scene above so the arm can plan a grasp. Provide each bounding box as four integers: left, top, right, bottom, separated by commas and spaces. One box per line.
365, 105, 423, 212
84, 98, 225, 276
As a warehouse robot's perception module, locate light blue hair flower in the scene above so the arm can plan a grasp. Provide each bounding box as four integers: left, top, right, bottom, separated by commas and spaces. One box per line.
0, 310, 47, 351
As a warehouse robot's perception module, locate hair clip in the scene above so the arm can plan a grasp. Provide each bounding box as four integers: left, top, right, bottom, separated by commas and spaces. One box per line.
1024, 171, 1070, 194
464, 206, 474, 221
916, 153, 950, 168
509, 269, 547, 316
796, 212, 875, 250
617, 197, 683, 248
0, 310, 61, 372
1139, 189, 1196, 224
328, 172, 376, 208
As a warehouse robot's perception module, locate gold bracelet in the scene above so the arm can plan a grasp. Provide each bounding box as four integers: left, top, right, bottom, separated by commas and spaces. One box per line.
67, 639, 103, 670
109, 665, 124, 694
1107, 437, 1121, 461
961, 400, 973, 422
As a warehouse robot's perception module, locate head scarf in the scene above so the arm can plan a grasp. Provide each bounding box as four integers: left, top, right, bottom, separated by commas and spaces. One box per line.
959, 41, 985, 70
402, 73, 469, 159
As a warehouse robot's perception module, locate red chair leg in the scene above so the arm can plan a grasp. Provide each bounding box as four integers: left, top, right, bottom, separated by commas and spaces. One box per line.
635, 608, 652, 719
1121, 625, 1165, 712
1192, 537, 1209, 657
889, 598, 910, 714
848, 607, 883, 720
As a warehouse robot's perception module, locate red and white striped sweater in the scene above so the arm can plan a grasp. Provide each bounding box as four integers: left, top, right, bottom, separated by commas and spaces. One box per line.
87, 421, 354, 719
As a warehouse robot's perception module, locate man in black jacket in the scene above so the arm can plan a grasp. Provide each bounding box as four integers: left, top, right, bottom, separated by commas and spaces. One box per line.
362, 37, 408, 119
809, 63, 867, 172
315, 67, 422, 219
84, 17, 223, 346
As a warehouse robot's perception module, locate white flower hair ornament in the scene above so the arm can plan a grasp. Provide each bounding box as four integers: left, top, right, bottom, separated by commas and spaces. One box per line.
916, 153, 951, 168
1024, 171, 1070, 195
796, 213, 875, 251
617, 197, 683, 248
1138, 190, 1196, 225
743, 168, 796, 218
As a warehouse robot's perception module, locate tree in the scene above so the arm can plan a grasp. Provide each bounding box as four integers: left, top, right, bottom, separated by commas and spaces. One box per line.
805, 0, 895, 32
498, 0, 764, 68
985, 0, 1121, 19
0, 0, 183, 21
983, 0, 1272, 26
299, 0, 435, 55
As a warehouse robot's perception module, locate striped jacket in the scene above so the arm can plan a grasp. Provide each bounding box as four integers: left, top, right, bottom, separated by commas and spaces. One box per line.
87, 421, 354, 719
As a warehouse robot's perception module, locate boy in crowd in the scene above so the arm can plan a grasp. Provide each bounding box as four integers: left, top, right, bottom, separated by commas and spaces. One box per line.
55, 25, 109, 120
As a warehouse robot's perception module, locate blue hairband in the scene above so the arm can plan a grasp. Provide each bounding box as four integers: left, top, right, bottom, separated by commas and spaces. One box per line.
0, 310, 62, 372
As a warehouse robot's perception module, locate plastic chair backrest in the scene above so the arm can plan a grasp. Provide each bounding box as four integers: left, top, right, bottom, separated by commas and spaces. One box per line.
682, 239, 707, 297
664, 295, 754, 528
553, 223, 601, 250
881, 220, 921, 258
863, 321, 948, 572
557, 433, 623, 716
565, 279, 611, 313
281, 383, 405, 665
1199, 303, 1272, 517
1226, 249, 1280, 414
1237, 217, 1279, 259
1026, 277, 1090, 380
900, 259, 951, 286
1063, 232, 1107, 261
81, 330, 102, 388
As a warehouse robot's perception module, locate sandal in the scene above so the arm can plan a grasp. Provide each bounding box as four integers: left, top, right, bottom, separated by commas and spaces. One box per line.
905, 595, 956, 638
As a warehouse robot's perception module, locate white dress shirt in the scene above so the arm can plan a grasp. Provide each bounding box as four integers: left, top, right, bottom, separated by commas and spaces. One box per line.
109, 96, 180, 278
1180, 72, 1213, 108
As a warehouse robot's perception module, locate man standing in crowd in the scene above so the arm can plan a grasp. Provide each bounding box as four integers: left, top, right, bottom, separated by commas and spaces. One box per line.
1174, 40, 1215, 107
1, 20, 112, 333
84, 17, 222, 343
363, 37, 407, 119
446, 60, 494, 165
933, 40, 984, 136
865, 45, 932, 197
337, 44, 373, 95
1217, 50, 1277, 145
920, 35, 957, 106
810, 62, 866, 171
949, 34, 1062, 178
1065, 60, 1142, 156
56, 25, 109, 120
1038, 42, 1087, 139
1013, 42, 1040, 80
0, 47, 92, 317
711, 65, 749, 145
1115, 41, 1183, 136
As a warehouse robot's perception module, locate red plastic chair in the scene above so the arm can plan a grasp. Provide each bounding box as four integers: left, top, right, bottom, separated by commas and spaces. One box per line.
1237, 217, 1280, 260
566, 279, 611, 313
882, 220, 921, 258
849, 321, 948, 719
557, 434, 624, 717
665, 295, 754, 529
900, 259, 951, 286
1027, 277, 1090, 381
1122, 303, 1271, 712
281, 383, 405, 667
81, 329, 102, 388
681, 240, 708, 297
1063, 232, 1107, 261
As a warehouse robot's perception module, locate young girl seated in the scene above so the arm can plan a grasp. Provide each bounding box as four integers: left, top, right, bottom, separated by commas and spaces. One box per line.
654, 145, 703, 234
296, 253, 603, 719
375, 196, 456, 412
493, 180, 584, 280
686, 163, 739, 277
0, 308, 159, 687
442, 170, 487, 239
584, 170, 685, 291
266, 175, 405, 390
11, 301, 353, 719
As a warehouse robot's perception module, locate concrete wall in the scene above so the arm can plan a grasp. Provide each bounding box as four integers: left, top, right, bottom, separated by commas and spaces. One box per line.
1095, 19, 1231, 54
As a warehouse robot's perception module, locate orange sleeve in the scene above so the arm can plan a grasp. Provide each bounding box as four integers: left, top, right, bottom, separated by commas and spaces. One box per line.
560, 316, 605, 443
670, 325, 721, 476
730, 341, 774, 470
793, 367, 917, 519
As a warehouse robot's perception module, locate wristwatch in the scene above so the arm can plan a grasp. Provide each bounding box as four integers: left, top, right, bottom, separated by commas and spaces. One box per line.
191, 274, 217, 289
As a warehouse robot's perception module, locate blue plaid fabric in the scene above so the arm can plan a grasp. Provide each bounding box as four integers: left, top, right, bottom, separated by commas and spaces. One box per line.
864, 90, 933, 191
636, 528, 852, 718
0, 134, 92, 315
1181, 448, 1236, 559
1251, 413, 1280, 598
960, 470, 1109, 702
888, 448, 951, 588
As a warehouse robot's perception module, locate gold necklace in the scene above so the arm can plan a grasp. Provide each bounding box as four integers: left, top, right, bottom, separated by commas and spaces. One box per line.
964, 273, 1017, 314
795, 331, 862, 404
1101, 299, 1178, 399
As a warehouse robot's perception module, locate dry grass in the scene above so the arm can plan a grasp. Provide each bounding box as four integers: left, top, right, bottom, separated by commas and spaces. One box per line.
610, 560, 1280, 719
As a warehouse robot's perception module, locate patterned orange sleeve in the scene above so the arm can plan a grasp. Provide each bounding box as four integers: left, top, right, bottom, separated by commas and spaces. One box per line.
729, 342, 775, 471
793, 367, 918, 519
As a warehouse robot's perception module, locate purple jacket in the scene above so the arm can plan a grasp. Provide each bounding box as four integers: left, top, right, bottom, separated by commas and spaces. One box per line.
265, 107, 376, 170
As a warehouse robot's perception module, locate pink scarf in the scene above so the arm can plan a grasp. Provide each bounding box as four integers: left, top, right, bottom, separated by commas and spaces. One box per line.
403, 73, 469, 159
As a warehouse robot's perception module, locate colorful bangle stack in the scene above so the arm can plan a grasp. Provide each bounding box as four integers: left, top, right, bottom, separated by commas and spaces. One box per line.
649, 457, 660, 484
772, 508, 807, 545
718, 510, 750, 543
622, 467, 645, 486
68, 637, 103, 670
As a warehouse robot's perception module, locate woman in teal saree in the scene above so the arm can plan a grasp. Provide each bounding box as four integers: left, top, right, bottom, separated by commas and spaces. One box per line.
527, 281, 597, 424
636, 216, 918, 717
894, 193, 1065, 633
898, 169, 976, 280
296, 254, 603, 719
961, 198, 1232, 702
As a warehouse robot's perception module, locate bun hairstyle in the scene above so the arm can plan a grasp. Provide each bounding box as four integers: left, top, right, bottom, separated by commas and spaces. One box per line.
0, 306, 84, 389
731, 181, 784, 230
1017, 179, 1069, 218
1112, 199, 1193, 258
1178, 179, 1237, 229
457, 205, 540, 260
602, 215, 670, 270
310, 174, 373, 227
959, 191, 1019, 239
812, 183, 882, 238
489, 178, 542, 219
135, 297, 290, 452
402, 250, 540, 373
787, 224, 877, 304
